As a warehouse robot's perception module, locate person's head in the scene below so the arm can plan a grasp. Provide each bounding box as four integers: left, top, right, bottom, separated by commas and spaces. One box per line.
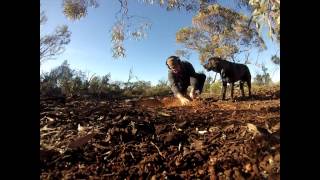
166, 56, 182, 73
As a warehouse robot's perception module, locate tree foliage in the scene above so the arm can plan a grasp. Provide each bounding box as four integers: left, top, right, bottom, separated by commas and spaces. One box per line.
63, 0, 99, 20
60, 0, 279, 59
271, 54, 279, 65
175, 49, 191, 60
176, 4, 265, 62
254, 64, 272, 85
40, 11, 71, 64
40, 61, 171, 97
247, 0, 280, 41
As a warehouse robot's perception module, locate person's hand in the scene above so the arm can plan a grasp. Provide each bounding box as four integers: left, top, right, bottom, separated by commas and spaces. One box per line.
179, 96, 190, 105
177, 93, 190, 105
190, 89, 200, 100
189, 88, 195, 100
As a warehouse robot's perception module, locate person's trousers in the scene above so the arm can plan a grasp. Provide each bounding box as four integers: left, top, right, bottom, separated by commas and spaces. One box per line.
190, 73, 206, 93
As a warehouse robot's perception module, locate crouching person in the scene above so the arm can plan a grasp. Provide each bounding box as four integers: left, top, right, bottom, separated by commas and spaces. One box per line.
166, 56, 206, 105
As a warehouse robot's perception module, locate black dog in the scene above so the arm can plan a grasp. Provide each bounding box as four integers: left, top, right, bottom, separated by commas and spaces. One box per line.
203, 57, 251, 100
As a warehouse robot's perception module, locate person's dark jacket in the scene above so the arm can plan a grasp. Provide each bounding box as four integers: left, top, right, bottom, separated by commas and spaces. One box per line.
168, 61, 200, 95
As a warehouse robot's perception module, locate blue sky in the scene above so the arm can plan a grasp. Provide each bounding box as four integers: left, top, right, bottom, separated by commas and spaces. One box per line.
40, 0, 280, 85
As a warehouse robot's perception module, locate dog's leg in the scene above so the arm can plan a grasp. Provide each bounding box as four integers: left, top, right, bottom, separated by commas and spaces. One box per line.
230, 82, 234, 100
221, 82, 227, 100
247, 79, 251, 97
240, 81, 245, 97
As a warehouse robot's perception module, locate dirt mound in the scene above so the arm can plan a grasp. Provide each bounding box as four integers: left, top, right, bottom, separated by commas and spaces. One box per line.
160, 97, 204, 108
161, 96, 181, 107
135, 97, 203, 108
135, 97, 164, 108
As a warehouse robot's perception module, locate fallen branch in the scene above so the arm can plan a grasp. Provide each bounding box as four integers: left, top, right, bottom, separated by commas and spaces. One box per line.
41, 131, 60, 137
47, 155, 71, 166
68, 133, 96, 149
130, 152, 135, 160
150, 141, 165, 158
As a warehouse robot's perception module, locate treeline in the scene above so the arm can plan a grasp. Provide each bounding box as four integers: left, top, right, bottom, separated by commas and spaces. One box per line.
40, 60, 278, 98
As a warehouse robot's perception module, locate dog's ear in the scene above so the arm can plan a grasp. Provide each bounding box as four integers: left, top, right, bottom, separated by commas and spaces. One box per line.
214, 57, 223, 65
215, 58, 224, 70
213, 57, 220, 62
209, 57, 216, 66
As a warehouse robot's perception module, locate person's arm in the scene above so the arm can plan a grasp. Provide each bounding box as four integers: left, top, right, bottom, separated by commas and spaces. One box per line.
168, 72, 181, 95
168, 72, 190, 105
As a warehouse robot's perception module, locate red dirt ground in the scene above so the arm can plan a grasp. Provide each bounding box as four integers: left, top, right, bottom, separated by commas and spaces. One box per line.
40, 86, 280, 179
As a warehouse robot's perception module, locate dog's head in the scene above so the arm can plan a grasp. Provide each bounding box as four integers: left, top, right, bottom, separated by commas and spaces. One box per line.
202, 57, 222, 72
